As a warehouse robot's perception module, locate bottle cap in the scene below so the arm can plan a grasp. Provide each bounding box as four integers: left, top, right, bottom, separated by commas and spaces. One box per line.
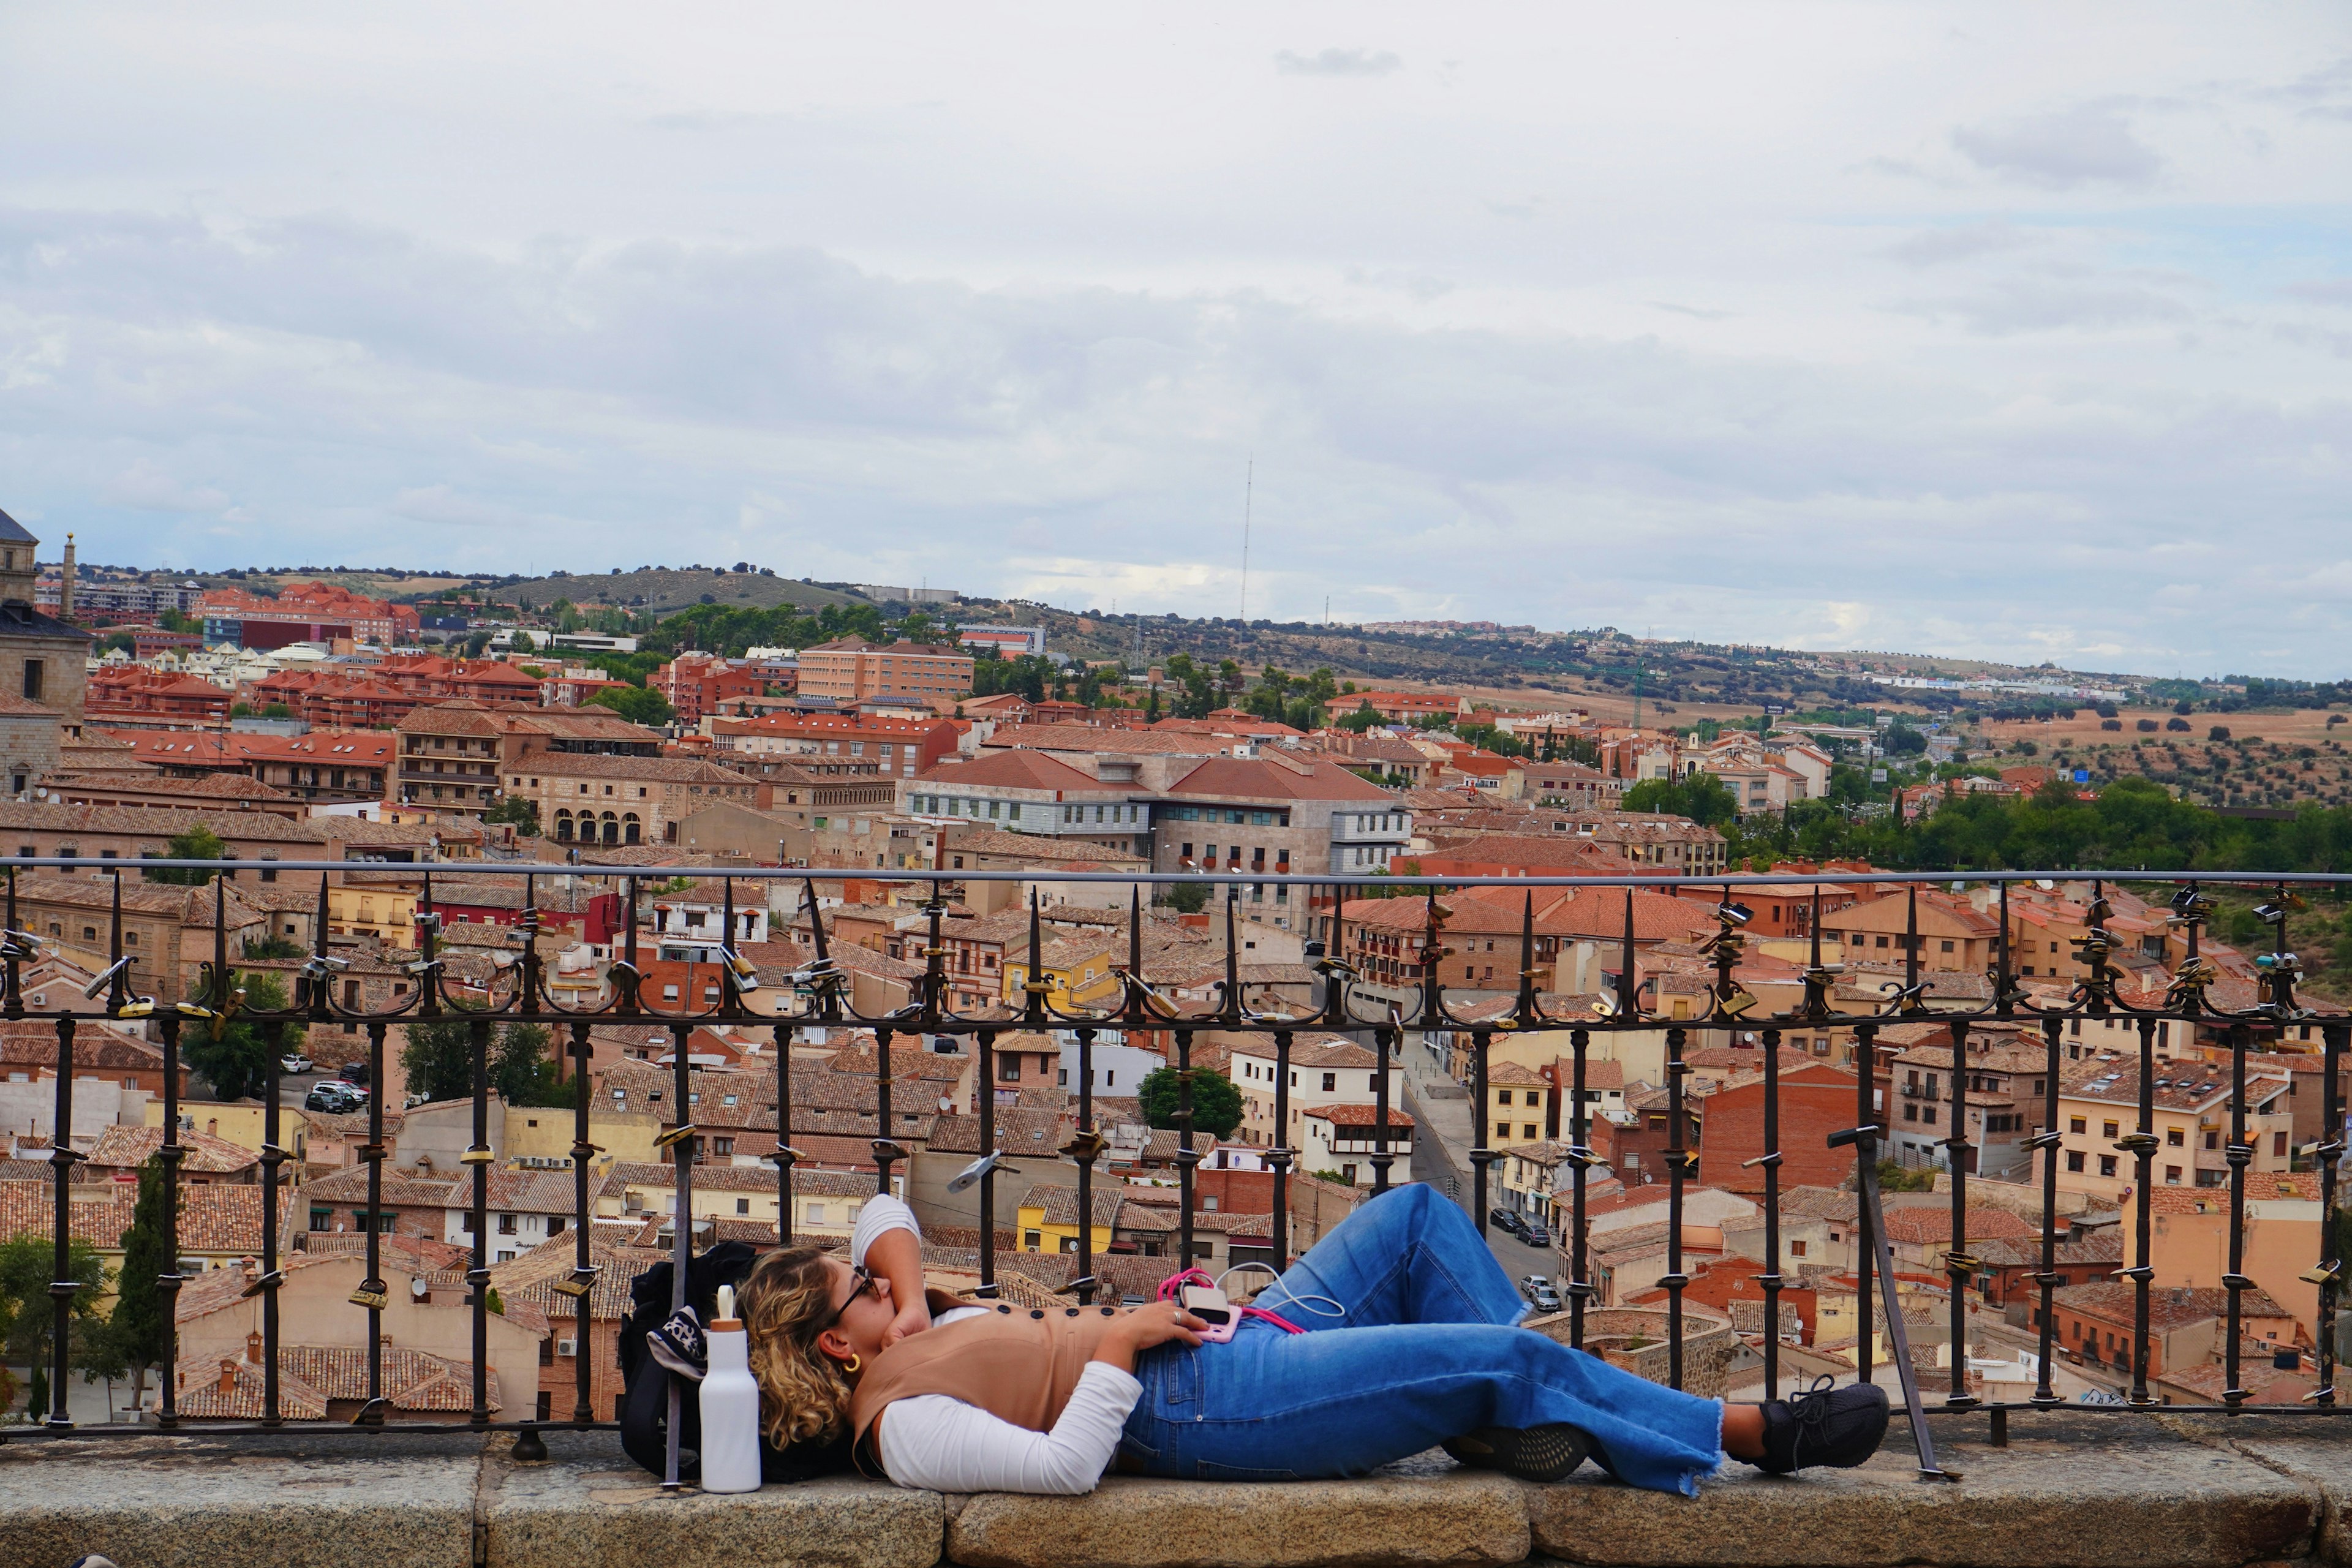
709, 1317, 743, 1332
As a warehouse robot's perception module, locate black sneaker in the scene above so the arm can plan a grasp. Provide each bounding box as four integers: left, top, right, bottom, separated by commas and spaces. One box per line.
1442, 1423, 1592, 1482
1748, 1377, 1889, 1475
647, 1305, 706, 1381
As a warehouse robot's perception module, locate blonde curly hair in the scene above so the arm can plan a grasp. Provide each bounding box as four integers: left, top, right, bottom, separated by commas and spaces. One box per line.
736, 1245, 857, 1447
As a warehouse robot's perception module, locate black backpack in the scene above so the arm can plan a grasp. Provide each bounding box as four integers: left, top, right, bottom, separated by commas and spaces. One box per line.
618, 1242, 853, 1483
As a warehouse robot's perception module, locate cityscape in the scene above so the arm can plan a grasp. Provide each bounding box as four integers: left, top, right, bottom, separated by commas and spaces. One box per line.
2, 5, 2350, 1564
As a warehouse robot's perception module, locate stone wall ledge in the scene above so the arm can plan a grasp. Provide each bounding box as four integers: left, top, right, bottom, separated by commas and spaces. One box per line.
2, 1412, 2349, 1568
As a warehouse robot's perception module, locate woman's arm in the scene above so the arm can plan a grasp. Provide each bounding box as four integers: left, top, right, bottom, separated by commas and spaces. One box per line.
874, 1365, 1142, 1494
851, 1194, 932, 1346
870, 1305, 1204, 1493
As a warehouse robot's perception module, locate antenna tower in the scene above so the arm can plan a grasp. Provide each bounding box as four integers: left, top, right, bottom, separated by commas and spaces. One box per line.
1238, 458, 1253, 624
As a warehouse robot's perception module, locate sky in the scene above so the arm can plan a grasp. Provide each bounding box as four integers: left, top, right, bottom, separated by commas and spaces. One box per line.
2, 4, 2350, 678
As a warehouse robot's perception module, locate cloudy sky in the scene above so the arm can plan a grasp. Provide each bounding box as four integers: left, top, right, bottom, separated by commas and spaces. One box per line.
3, 4, 2350, 676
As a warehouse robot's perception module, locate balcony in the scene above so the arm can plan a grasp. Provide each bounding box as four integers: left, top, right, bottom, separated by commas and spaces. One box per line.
5, 857, 2348, 1525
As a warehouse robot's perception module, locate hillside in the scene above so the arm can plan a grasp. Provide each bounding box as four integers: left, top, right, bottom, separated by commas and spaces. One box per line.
429, 567, 865, 616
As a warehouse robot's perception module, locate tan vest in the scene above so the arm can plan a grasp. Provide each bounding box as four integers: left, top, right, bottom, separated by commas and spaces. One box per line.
848, 1301, 1127, 1476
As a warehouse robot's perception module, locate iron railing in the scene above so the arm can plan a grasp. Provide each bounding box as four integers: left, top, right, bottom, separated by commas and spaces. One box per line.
2, 859, 2348, 1485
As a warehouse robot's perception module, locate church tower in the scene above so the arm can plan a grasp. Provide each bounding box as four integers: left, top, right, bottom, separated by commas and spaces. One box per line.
0, 505, 93, 798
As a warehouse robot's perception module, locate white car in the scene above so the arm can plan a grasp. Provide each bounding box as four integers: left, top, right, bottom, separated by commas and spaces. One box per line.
280, 1054, 314, 1075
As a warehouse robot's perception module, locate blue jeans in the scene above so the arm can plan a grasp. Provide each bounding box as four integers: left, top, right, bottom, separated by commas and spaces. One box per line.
1118, 1183, 1725, 1495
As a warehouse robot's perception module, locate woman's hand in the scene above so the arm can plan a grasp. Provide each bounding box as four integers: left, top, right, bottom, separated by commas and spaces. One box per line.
883, 1295, 933, 1349
1090, 1302, 1206, 1374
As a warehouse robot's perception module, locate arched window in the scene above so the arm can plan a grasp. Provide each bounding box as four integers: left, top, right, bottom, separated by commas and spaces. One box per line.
554, 812, 573, 842
601, 812, 619, 846
623, 813, 641, 846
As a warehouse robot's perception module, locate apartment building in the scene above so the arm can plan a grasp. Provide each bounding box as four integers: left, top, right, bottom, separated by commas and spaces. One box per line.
505, 752, 761, 846
1153, 752, 1410, 922
902, 749, 1150, 856
654, 653, 773, 725
1226, 1033, 1402, 1151
797, 638, 973, 704
196, 581, 420, 648
2039, 1055, 2294, 1200
394, 699, 663, 815
706, 710, 959, 780
104, 728, 396, 804
1820, 889, 2000, 973
1874, 1022, 2046, 1178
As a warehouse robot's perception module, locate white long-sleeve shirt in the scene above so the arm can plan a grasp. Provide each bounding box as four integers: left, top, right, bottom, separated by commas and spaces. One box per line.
851, 1194, 1141, 1494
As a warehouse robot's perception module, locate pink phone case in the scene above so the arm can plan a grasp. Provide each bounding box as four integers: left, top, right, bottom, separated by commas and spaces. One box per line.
1183, 1286, 1239, 1343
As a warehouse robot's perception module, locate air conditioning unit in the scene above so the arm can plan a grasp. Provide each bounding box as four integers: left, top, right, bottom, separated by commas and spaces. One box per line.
556, 1338, 578, 1358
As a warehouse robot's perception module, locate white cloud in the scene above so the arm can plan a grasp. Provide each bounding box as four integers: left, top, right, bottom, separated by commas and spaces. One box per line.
1950, 104, 2166, 189
98, 458, 231, 514
1273, 48, 1402, 77
0, 4, 2348, 674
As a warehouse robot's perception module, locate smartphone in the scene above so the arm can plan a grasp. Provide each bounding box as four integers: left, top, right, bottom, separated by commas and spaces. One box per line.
1182, 1284, 1239, 1343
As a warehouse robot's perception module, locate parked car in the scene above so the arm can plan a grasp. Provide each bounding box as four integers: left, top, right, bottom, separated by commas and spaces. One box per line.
1521, 1224, 1552, 1248
1521, 1274, 1550, 1292
337, 1061, 370, 1087
1529, 1286, 1564, 1314
1489, 1207, 1526, 1235
279, 1053, 314, 1075
304, 1083, 362, 1113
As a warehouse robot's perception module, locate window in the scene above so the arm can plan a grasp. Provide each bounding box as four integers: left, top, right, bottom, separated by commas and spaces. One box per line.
21, 660, 40, 701
1497, 1089, 1513, 1106
736, 1198, 751, 1215
2167, 1128, 2184, 1147
2098, 1155, 2118, 1177
2069, 1117, 2087, 1134
1023, 1229, 1043, 1251
1523, 1124, 1538, 1140
497, 1213, 518, 1235
2066, 1151, 2086, 1172
2102, 1121, 2119, 1139
1494, 1121, 1509, 1139
2165, 1165, 2182, 1185
2275, 1131, 2290, 1158
1321, 1072, 1336, 1091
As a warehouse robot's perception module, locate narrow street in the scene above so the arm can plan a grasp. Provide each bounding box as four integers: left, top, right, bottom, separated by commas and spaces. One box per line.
1396, 1031, 1563, 1296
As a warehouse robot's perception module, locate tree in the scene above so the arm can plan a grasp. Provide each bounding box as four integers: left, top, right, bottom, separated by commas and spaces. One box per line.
183, 971, 302, 1101
2210, 726, 2232, 742
92, 1158, 173, 1412
1335, 701, 1384, 733
1163, 881, 1210, 914
586, 685, 674, 727
1620, 772, 1739, 827
0, 1234, 108, 1417
157, 607, 197, 635
1137, 1065, 1245, 1140
144, 824, 225, 884
510, 631, 537, 654
493, 1022, 578, 1109
401, 1010, 483, 1106
484, 796, 541, 836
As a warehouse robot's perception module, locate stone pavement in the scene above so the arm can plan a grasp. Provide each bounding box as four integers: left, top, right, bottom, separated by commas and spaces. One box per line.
5, 1411, 2352, 1568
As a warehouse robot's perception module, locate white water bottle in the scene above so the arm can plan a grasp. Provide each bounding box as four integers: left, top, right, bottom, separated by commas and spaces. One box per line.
699, 1284, 762, 1493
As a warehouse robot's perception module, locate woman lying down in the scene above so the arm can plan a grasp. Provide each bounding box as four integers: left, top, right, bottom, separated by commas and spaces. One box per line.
725, 1183, 1889, 1495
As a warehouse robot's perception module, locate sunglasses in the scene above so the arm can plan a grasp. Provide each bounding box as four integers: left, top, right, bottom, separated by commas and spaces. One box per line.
820, 1264, 880, 1333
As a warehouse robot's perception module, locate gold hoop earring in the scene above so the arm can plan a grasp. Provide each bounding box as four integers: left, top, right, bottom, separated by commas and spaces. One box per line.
843, 1354, 862, 1375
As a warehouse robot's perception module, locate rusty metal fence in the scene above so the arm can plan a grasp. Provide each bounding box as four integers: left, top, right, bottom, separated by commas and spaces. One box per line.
4, 859, 2348, 1483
